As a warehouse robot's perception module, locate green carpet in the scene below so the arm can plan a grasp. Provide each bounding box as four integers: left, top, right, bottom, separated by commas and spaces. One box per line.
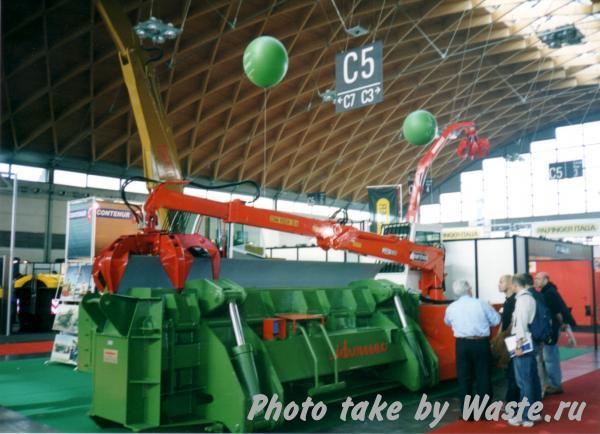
0, 358, 119, 433
0, 346, 594, 433
559, 346, 590, 361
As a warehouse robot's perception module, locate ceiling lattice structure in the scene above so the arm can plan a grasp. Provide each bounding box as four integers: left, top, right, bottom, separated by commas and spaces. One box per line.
2, 0, 600, 203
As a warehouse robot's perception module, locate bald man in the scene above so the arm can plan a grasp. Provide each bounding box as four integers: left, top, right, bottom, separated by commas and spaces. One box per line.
534, 272, 576, 395
497, 274, 520, 403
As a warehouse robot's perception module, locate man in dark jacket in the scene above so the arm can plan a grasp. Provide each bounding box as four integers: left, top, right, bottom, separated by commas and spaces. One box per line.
534, 272, 577, 395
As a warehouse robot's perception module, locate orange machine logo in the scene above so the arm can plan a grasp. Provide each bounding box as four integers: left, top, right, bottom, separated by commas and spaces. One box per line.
334, 339, 389, 359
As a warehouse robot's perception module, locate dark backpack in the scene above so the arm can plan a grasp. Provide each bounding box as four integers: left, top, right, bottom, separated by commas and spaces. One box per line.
526, 288, 553, 344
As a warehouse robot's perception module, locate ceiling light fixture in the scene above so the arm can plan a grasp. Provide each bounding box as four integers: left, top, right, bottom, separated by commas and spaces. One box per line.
134, 16, 182, 45
538, 24, 584, 49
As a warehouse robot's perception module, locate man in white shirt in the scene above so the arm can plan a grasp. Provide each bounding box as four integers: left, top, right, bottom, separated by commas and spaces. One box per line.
444, 279, 501, 419
509, 273, 542, 428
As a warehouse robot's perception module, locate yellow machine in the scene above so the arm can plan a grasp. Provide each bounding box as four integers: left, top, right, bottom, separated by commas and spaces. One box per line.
14, 273, 60, 332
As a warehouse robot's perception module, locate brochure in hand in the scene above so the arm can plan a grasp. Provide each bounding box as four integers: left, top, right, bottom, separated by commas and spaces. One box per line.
504, 333, 533, 358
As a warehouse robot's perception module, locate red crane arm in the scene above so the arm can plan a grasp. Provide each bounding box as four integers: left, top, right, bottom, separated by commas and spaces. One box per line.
143, 183, 445, 293
406, 122, 473, 223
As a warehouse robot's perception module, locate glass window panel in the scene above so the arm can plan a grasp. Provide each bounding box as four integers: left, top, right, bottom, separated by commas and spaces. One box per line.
508, 192, 533, 218
232, 193, 254, 203
532, 181, 558, 216
482, 157, 508, 219
555, 124, 583, 149
251, 197, 273, 210
249, 197, 275, 209
484, 196, 507, 220
276, 200, 296, 212
347, 209, 370, 221
277, 200, 314, 215
11, 165, 47, 182
440, 192, 462, 222
461, 171, 484, 222
583, 120, 600, 145
584, 144, 600, 169
556, 146, 583, 162
530, 139, 556, 153
506, 156, 532, 218
183, 187, 207, 198
531, 149, 558, 217
420, 204, 441, 224
206, 190, 231, 202
293, 201, 313, 215
585, 169, 600, 212
123, 180, 148, 194
54, 169, 86, 186
531, 149, 557, 185
558, 177, 586, 215
311, 205, 331, 217
87, 174, 120, 190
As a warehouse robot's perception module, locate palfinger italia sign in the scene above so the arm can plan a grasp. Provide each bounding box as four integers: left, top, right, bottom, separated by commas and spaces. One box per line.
532, 219, 600, 238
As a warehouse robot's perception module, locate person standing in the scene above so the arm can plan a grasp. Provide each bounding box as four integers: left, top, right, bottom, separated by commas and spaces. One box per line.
534, 272, 577, 395
444, 280, 501, 419
495, 274, 520, 403
509, 274, 542, 427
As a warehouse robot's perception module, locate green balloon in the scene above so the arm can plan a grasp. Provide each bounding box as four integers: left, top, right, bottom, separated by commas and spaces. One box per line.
403, 110, 438, 146
243, 36, 288, 88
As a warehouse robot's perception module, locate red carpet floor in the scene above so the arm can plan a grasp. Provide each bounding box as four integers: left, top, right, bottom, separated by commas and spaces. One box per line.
0, 341, 53, 355
433, 368, 599, 433
558, 332, 597, 348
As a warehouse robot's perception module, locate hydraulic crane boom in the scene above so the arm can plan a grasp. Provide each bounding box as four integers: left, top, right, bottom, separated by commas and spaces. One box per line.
145, 182, 444, 290
93, 182, 444, 296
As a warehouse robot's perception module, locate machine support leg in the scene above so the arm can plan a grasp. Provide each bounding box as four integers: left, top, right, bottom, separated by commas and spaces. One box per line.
393, 294, 408, 329
229, 301, 246, 345
228, 301, 261, 399
394, 293, 429, 380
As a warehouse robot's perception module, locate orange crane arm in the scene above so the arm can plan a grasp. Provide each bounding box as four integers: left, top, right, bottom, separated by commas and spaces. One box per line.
143, 182, 445, 293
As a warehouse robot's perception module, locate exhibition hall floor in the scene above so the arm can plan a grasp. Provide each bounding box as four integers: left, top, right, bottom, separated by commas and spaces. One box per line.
0, 335, 597, 433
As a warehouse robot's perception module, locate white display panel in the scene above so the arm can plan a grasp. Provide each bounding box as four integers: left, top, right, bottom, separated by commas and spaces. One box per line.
444, 240, 476, 299
476, 239, 515, 304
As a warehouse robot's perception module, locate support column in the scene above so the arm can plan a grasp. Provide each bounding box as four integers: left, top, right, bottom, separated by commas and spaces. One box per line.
44, 169, 54, 262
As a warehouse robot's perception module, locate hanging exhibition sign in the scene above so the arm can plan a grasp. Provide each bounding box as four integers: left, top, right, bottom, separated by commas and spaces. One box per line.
548, 159, 583, 180
367, 185, 401, 234
335, 41, 383, 113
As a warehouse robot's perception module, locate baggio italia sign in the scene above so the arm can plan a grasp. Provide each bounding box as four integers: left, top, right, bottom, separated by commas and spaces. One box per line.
335, 41, 383, 113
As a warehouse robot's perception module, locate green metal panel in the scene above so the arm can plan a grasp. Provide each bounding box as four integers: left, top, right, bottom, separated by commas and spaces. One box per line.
80, 278, 440, 432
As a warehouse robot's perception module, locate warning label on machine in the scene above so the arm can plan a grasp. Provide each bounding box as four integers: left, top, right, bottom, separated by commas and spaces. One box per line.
103, 349, 119, 364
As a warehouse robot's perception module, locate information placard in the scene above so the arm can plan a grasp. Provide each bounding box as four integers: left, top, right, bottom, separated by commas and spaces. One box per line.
335, 41, 383, 113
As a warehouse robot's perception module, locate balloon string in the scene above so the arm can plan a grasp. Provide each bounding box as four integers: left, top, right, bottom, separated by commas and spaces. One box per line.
263, 88, 268, 196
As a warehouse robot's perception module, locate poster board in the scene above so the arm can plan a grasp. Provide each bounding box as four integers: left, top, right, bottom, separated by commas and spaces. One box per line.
50, 333, 78, 365
66, 198, 139, 260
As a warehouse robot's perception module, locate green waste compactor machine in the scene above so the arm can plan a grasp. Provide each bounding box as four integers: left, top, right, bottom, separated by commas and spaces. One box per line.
79, 277, 439, 432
